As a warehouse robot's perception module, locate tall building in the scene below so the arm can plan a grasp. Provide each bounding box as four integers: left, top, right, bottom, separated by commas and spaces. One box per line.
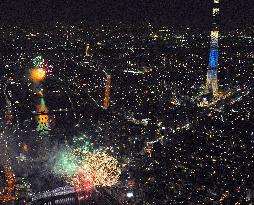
206, 0, 220, 96
0, 131, 16, 203
103, 75, 111, 109
85, 43, 92, 57
36, 97, 49, 135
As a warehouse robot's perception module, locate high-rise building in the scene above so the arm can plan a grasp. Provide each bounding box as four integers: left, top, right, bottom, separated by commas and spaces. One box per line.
103, 75, 111, 109
0, 131, 16, 203
206, 0, 220, 96
85, 43, 92, 56
36, 97, 49, 135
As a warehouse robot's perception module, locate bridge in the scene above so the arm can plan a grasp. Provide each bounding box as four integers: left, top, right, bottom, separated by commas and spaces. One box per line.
31, 186, 122, 205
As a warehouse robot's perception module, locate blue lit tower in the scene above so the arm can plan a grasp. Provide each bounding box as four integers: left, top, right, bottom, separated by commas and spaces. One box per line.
206, 0, 220, 96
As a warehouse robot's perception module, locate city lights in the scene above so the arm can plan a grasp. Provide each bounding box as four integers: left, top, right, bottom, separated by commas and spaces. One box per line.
0, 0, 253, 204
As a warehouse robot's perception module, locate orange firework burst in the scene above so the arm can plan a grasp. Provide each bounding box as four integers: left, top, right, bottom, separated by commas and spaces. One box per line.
30, 68, 46, 83
54, 145, 122, 191
82, 151, 122, 187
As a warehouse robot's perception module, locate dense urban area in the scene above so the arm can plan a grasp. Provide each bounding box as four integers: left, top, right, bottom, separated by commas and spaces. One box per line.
0, 7, 254, 205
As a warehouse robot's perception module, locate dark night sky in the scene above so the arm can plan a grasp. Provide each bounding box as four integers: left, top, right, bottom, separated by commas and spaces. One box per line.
0, 0, 253, 27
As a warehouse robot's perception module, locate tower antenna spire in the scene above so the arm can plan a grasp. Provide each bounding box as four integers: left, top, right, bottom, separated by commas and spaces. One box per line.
206, 0, 220, 96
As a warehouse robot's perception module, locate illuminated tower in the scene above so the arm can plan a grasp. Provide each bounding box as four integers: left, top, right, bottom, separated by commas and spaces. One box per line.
206, 0, 220, 96
36, 97, 49, 135
103, 75, 111, 109
0, 132, 16, 203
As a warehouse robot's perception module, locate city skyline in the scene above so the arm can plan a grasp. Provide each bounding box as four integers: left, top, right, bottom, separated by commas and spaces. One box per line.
0, 0, 253, 204
0, 0, 253, 27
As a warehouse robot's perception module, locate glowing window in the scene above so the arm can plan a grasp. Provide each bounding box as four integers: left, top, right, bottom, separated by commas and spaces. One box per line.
213, 8, 219, 16
211, 31, 219, 39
